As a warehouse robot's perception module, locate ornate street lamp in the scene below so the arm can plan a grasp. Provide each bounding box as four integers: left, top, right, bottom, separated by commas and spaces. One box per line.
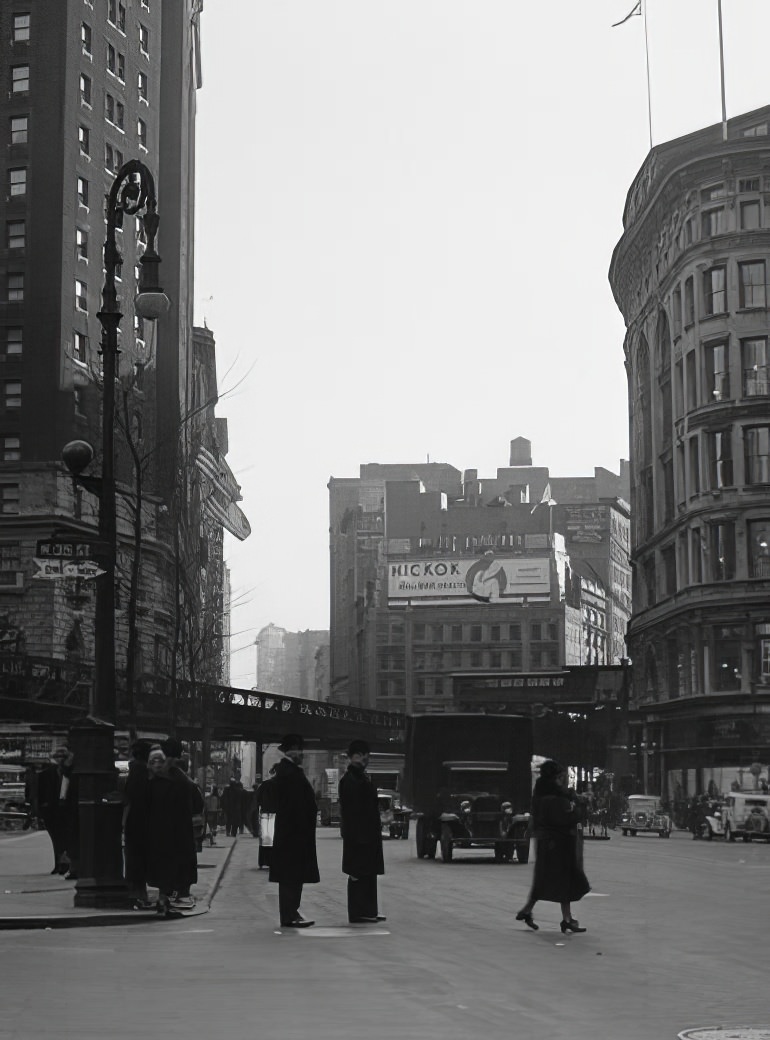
62, 161, 169, 908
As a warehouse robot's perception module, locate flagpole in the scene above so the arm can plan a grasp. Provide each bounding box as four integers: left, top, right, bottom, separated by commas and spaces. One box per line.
717, 0, 728, 141
642, 0, 653, 150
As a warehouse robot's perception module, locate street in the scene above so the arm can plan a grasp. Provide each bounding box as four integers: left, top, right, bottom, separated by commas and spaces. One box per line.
1, 827, 768, 1040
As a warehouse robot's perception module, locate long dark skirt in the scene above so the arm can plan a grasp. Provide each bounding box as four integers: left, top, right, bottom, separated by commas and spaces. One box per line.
527, 829, 590, 904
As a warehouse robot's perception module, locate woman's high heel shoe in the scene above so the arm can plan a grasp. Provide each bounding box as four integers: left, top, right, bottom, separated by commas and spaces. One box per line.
515, 910, 539, 930
560, 919, 586, 934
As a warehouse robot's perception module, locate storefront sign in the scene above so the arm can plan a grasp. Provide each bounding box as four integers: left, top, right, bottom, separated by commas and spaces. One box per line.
387, 553, 550, 603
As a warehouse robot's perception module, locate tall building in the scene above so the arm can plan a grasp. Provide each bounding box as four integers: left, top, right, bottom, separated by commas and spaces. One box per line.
255, 624, 330, 701
328, 439, 630, 715
0, 3, 243, 732
609, 106, 770, 797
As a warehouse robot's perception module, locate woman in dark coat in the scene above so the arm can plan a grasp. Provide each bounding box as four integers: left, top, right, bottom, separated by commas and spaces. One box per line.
339, 739, 385, 923
123, 740, 152, 906
144, 748, 199, 918
268, 734, 319, 927
516, 760, 590, 934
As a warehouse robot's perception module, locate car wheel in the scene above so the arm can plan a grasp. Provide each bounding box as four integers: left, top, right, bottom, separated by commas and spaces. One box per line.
742, 833, 751, 842
440, 834, 453, 863
621, 829, 627, 836
630, 830, 637, 836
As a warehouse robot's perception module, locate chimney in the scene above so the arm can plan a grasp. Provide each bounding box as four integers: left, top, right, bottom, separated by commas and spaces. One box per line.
509, 437, 532, 466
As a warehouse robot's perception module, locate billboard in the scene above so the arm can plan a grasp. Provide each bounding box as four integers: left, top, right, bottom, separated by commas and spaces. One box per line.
387, 552, 550, 604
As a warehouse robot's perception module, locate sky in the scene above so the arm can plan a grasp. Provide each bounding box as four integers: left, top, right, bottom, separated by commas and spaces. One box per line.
193, 1, 770, 687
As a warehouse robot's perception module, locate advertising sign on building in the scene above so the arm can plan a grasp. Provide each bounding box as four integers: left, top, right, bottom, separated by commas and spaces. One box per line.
563, 504, 609, 544
387, 551, 550, 604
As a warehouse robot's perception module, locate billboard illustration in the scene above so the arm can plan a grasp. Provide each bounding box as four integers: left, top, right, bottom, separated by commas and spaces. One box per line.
387, 550, 550, 604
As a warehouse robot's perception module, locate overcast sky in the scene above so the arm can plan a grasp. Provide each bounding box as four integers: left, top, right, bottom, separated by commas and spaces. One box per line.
193, 1, 770, 687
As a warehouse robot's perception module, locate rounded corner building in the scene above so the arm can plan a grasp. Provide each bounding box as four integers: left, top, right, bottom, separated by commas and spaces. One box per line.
609, 106, 770, 800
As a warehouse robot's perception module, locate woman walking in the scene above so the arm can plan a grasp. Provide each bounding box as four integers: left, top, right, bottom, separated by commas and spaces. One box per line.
516, 760, 590, 934
144, 747, 199, 918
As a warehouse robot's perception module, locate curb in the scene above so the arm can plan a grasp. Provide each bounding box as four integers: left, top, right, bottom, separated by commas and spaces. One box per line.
0, 837, 240, 931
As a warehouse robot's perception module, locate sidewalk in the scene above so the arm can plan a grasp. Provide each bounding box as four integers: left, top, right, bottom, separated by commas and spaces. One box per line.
0, 828, 238, 930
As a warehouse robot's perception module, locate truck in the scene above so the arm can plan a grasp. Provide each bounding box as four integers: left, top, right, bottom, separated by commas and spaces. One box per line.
402, 713, 533, 864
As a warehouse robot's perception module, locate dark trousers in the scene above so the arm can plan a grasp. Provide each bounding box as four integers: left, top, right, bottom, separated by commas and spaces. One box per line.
42, 811, 67, 868
347, 875, 378, 921
278, 881, 304, 924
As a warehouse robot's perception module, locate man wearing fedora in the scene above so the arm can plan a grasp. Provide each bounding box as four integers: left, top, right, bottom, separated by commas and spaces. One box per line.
339, 739, 386, 924
269, 733, 319, 928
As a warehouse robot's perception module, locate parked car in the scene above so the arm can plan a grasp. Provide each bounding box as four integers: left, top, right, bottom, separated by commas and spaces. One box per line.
620, 795, 672, 837
723, 792, 770, 842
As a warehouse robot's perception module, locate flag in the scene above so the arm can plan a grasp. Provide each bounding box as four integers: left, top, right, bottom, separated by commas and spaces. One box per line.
530, 483, 553, 515
612, 1, 641, 27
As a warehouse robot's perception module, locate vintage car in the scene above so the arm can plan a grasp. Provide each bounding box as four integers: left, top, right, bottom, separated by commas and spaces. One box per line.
723, 792, 770, 842
691, 800, 727, 840
377, 790, 410, 840
620, 795, 672, 837
436, 793, 530, 863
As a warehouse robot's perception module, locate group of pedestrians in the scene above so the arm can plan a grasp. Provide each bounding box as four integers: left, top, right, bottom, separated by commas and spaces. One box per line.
260, 733, 386, 928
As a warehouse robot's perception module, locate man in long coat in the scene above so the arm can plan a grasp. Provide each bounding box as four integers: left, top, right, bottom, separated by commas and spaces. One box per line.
339, 739, 385, 923
268, 734, 319, 928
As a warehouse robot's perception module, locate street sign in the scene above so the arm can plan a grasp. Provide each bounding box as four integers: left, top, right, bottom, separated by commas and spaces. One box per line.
36, 539, 108, 559
32, 558, 106, 580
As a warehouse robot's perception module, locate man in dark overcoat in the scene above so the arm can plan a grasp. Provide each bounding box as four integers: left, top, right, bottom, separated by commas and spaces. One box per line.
221, 778, 244, 837
37, 746, 74, 874
339, 739, 385, 923
268, 734, 319, 927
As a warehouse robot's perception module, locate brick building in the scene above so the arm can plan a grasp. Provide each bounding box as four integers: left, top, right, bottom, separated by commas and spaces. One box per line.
0, 3, 244, 733
610, 105, 770, 797
328, 439, 630, 718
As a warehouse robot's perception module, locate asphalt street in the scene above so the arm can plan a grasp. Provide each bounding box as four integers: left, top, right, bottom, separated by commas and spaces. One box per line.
1, 827, 768, 1040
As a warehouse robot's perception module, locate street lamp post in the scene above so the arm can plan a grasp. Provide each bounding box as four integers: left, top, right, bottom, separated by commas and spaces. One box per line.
62, 161, 168, 908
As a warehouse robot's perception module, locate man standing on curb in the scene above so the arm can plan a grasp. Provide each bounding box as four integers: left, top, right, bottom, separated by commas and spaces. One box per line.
269, 734, 319, 928
339, 739, 385, 924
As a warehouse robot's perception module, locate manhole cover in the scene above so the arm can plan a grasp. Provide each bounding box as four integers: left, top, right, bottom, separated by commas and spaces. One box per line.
679, 1028, 770, 1039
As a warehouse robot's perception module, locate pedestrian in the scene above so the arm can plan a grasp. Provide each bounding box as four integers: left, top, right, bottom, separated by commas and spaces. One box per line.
36, 746, 73, 875
122, 740, 152, 907
144, 746, 199, 918
247, 779, 261, 837
338, 739, 386, 924
269, 734, 319, 928
221, 777, 244, 837
516, 760, 590, 934
256, 767, 278, 869
160, 738, 204, 910
204, 785, 221, 846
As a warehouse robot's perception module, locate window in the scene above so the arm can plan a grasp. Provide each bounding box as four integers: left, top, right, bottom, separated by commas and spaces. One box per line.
10, 115, 27, 145
672, 286, 682, 336
11, 66, 29, 93
412, 623, 425, 642
711, 524, 736, 581
509, 623, 521, 641
713, 626, 741, 690
703, 267, 726, 315
81, 22, 92, 54
742, 337, 769, 397
684, 276, 695, 325
531, 622, 557, 641
73, 331, 87, 361
1, 439, 20, 462
691, 529, 703, 584
6, 222, 24, 250
79, 73, 91, 105
137, 118, 147, 148
702, 184, 726, 202
470, 651, 482, 667
702, 208, 726, 237
685, 350, 697, 410
450, 624, 462, 642
107, 43, 116, 74
507, 649, 522, 669
490, 625, 501, 641
739, 261, 766, 308
138, 71, 148, 101
748, 520, 770, 579
115, 101, 124, 130
470, 625, 482, 642
105, 94, 115, 123
744, 426, 770, 484
688, 436, 700, 495
4, 381, 21, 409
708, 429, 733, 489
117, 51, 125, 81
429, 624, 442, 643
77, 176, 89, 207
8, 168, 26, 197
12, 14, 31, 42
7, 274, 23, 302
78, 125, 90, 155
75, 279, 87, 311
118, 3, 126, 31
105, 143, 123, 173
739, 177, 761, 192
0, 485, 19, 515
5, 328, 22, 356
742, 123, 768, 137
741, 200, 761, 230
107, 0, 117, 24
704, 341, 729, 401
674, 358, 684, 417
139, 23, 149, 54
76, 228, 88, 261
